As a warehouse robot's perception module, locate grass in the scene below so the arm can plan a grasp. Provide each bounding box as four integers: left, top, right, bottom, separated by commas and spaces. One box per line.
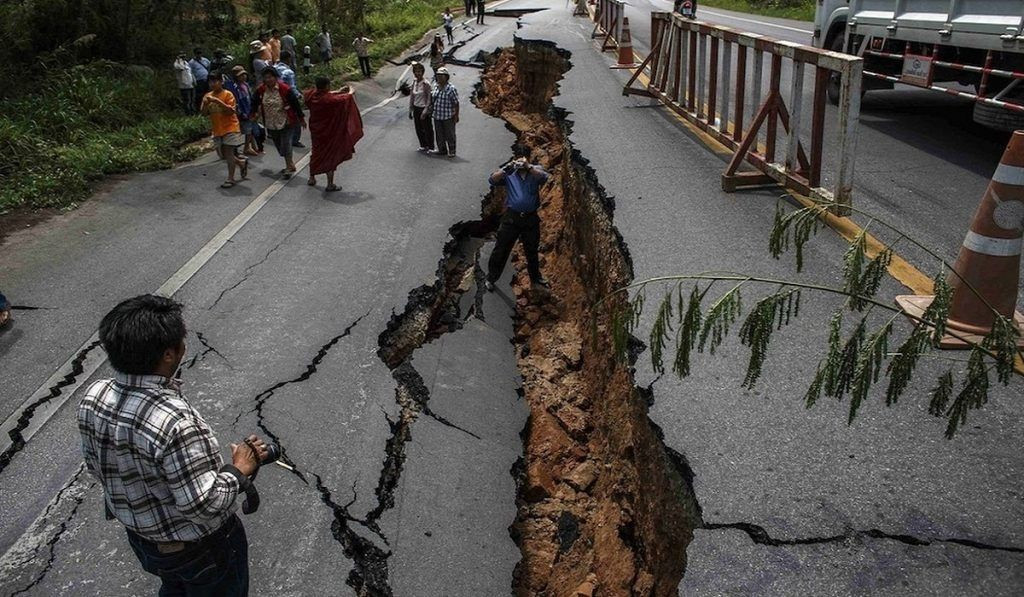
698, 0, 815, 22
0, 62, 208, 212
0, 0, 455, 213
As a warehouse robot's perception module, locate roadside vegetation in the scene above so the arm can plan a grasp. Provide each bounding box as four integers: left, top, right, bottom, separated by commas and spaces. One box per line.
699, 0, 815, 22
0, 0, 452, 214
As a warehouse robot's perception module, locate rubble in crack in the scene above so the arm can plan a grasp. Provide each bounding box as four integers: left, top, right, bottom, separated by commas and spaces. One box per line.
475, 40, 703, 596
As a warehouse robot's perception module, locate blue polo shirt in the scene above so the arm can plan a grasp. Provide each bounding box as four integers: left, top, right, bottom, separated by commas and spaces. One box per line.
492, 166, 548, 213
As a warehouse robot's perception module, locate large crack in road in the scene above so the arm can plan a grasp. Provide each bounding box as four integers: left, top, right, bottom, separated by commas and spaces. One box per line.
475, 40, 702, 596
0, 340, 103, 475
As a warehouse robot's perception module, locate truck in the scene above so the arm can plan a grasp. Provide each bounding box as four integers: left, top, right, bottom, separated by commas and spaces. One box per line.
813, 0, 1024, 131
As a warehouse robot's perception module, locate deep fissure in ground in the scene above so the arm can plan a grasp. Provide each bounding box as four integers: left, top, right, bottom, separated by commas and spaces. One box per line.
475, 40, 703, 596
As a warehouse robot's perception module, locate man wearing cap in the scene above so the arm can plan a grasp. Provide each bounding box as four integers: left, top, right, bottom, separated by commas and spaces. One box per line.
229, 66, 259, 156
485, 152, 551, 291
250, 41, 270, 79
429, 68, 459, 158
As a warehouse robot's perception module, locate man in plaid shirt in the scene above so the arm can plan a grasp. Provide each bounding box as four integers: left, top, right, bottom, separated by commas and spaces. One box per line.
429, 67, 460, 157
79, 294, 268, 596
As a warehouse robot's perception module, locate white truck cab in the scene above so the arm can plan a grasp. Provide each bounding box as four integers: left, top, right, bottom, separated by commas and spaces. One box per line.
812, 0, 1024, 130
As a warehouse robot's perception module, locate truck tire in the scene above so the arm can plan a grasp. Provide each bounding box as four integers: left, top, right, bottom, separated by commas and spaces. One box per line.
826, 32, 845, 106
972, 101, 1024, 132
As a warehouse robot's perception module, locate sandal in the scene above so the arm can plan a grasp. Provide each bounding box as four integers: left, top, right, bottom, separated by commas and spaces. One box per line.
325, 184, 341, 192
307, 178, 316, 186
220, 180, 236, 188
280, 169, 291, 180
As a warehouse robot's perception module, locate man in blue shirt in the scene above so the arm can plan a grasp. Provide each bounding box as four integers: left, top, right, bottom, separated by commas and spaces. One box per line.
189, 48, 211, 112
486, 154, 551, 291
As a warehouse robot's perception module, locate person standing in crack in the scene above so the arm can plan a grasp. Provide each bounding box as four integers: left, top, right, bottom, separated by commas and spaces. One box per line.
78, 294, 272, 596
485, 150, 552, 292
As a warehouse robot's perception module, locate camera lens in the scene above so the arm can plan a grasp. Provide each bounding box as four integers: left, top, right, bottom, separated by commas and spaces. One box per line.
263, 442, 281, 465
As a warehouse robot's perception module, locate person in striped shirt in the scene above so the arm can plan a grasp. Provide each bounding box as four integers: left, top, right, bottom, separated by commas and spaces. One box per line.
78, 294, 269, 596
429, 68, 460, 157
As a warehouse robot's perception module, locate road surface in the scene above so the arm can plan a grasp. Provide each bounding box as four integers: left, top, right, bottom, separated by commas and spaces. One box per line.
0, 1, 1022, 595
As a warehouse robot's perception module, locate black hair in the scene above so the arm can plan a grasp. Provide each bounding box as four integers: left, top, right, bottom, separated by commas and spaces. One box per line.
272, 28, 279, 34
280, 50, 292, 62
193, 47, 203, 55
315, 76, 330, 90
261, 66, 279, 78
286, 27, 293, 33
99, 295, 186, 375
208, 71, 223, 81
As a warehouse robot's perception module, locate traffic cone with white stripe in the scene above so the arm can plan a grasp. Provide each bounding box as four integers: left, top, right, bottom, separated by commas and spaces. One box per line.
896, 130, 1024, 348
610, 17, 639, 69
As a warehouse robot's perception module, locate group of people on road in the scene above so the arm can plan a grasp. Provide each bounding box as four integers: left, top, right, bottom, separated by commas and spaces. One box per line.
75, 4, 557, 596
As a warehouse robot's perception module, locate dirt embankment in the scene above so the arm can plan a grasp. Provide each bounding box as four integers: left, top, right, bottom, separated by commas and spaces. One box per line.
475, 40, 703, 596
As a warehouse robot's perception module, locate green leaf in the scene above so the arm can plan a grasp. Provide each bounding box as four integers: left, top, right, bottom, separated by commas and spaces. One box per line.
928, 370, 954, 416
738, 287, 802, 388
672, 285, 704, 378
698, 282, 745, 355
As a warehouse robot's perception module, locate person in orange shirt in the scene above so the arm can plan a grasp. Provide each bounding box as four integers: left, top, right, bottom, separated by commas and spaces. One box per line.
201, 73, 249, 188
269, 29, 282, 63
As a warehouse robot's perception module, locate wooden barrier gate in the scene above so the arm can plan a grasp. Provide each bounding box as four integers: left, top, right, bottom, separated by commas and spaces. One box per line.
624, 12, 864, 212
591, 0, 625, 52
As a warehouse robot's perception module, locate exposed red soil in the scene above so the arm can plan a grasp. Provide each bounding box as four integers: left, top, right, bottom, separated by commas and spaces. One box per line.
476, 44, 700, 596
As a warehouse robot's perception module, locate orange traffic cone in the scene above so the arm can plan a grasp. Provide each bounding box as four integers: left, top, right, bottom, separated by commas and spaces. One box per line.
610, 17, 639, 69
896, 130, 1024, 348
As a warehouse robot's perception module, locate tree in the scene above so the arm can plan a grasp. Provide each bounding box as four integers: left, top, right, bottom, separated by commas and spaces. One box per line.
605, 197, 1022, 438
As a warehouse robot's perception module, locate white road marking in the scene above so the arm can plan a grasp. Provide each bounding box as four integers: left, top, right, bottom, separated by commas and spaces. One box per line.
0, 97, 398, 466
699, 8, 813, 36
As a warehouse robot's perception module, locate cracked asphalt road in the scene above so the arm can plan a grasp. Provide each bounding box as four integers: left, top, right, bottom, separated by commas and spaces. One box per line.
1, 1, 1023, 595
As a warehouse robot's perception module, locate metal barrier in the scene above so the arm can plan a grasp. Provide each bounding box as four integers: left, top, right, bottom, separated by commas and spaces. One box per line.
591, 0, 624, 52
624, 12, 864, 211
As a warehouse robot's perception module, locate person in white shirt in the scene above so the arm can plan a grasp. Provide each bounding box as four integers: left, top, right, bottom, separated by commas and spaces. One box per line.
173, 53, 196, 115
353, 33, 374, 78
316, 25, 333, 63
407, 62, 434, 152
442, 8, 455, 44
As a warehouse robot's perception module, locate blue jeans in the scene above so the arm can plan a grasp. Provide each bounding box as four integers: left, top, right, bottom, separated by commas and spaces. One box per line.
127, 516, 249, 597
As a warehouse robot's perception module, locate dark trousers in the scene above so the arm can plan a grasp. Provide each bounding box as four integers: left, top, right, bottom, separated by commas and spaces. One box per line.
180, 88, 195, 115
445, 25, 454, 44
358, 56, 371, 78
193, 81, 209, 112
127, 516, 249, 597
487, 210, 542, 283
477, 2, 485, 23
412, 106, 434, 149
434, 118, 456, 155
465, 0, 474, 15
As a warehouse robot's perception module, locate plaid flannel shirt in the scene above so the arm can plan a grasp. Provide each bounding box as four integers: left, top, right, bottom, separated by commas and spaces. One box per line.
78, 374, 243, 542
430, 82, 459, 121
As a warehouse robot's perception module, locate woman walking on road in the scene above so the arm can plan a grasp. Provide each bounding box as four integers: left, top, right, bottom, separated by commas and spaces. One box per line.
252, 66, 306, 179
429, 34, 445, 75
304, 77, 363, 192
442, 8, 455, 44
408, 62, 434, 152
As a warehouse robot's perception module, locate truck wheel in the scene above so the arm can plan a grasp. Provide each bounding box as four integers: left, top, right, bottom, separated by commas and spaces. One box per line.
826, 32, 845, 106
972, 101, 1024, 133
